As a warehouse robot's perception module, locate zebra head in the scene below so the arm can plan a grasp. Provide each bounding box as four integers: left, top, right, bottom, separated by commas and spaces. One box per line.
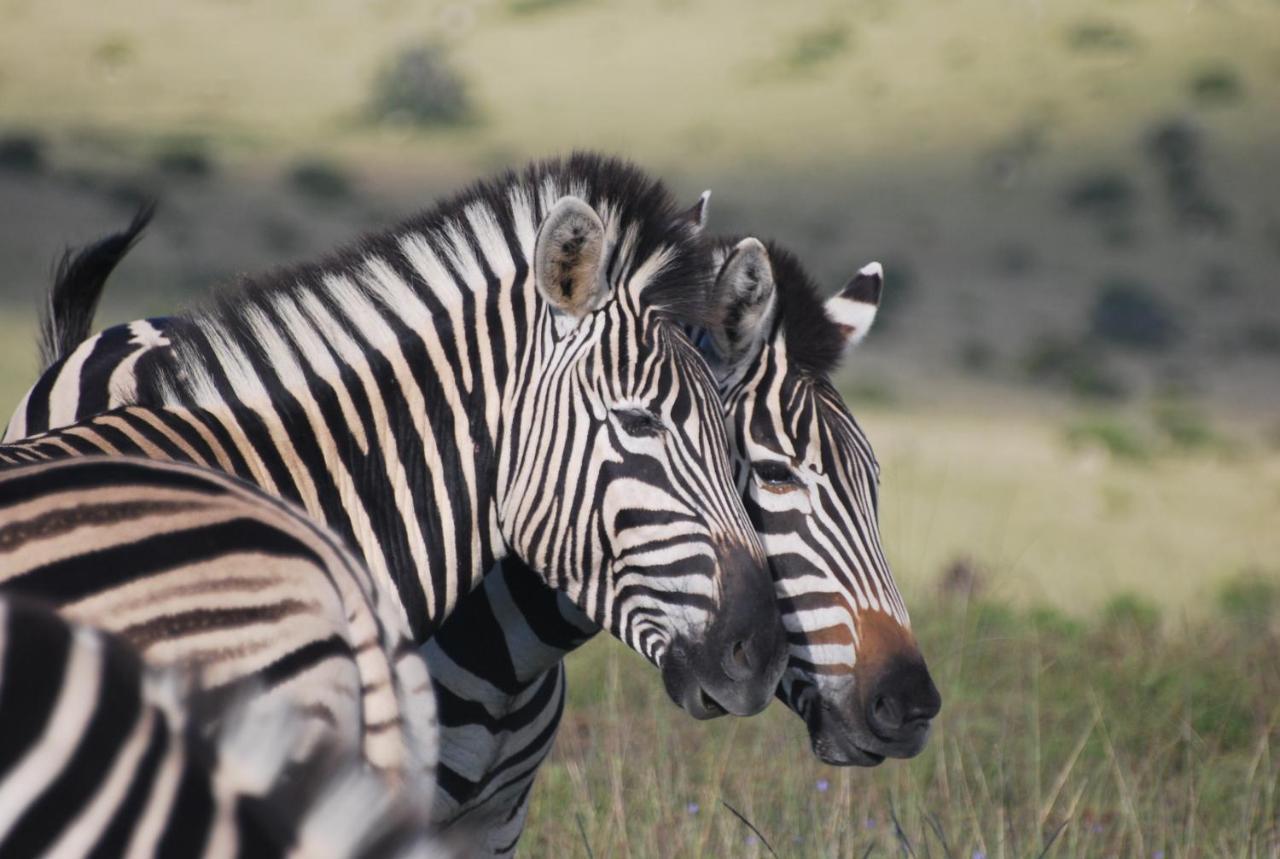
498, 179, 787, 719
699, 238, 941, 763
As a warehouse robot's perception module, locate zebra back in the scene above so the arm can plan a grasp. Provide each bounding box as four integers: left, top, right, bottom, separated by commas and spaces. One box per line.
0, 456, 438, 789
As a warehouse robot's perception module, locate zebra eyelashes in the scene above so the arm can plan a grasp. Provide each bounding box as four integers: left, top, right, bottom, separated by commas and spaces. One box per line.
612, 407, 667, 438
752, 460, 803, 493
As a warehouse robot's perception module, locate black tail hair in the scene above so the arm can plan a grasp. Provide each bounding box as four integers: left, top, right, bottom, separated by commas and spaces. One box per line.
39, 202, 156, 369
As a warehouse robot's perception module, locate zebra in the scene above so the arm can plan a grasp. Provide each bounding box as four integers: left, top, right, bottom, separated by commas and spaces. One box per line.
0, 591, 449, 858
7, 219, 942, 853
0, 154, 789, 725
420, 237, 942, 851
0, 455, 439, 791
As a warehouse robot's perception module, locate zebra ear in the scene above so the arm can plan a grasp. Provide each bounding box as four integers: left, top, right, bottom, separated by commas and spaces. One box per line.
706, 237, 777, 375
674, 190, 711, 234
533, 196, 608, 323
824, 261, 883, 352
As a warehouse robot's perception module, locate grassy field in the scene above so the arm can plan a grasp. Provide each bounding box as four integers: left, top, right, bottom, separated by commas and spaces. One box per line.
2, 0, 1278, 854
527, 590, 1279, 857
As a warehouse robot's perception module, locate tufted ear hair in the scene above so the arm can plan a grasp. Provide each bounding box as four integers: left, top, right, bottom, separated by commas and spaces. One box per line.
824, 261, 883, 353
706, 237, 778, 377
533, 196, 608, 325
674, 190, 711, 234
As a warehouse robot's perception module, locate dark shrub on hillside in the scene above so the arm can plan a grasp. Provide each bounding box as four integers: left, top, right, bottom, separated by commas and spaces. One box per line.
1189, 64, 1244, 106
1089, 279, 1179, 351
154, 138, 214, 179
1063, 172, 1136, 220
1065, 417, 1151, 462
1241, 322, 1280, 355
1065, 20, 1139, 53
958, 338, 995, 373
1024, 334, 1127, 400
1144, 118, 1233, 236
784, 23, 852, 73
370, 44, 472, 126
0, 133, 45, 174
508, 0, 581, 14
1218, 571, 1277, 633
287, 159, 353, 202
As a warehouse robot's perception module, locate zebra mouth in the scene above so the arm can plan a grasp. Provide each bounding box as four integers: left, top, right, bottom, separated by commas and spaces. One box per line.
698, 689, 727, 717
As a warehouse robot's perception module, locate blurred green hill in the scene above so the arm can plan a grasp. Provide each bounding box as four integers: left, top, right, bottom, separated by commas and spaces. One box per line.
1, 0, 1277, 412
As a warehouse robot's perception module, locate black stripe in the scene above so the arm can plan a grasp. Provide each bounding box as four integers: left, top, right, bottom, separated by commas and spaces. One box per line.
257, 634, 351, 690
155, 749, 215, 857
4, 518, 325, 607
0, 600, 72, 780
3, 628, 143, 857
88, 712, 170, 859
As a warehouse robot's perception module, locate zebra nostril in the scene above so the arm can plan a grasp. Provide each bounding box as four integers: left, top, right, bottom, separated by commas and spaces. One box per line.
870, 693, 904, 734
732, 640, 750, 671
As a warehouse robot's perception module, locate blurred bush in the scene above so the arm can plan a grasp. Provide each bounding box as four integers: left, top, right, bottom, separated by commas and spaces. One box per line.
1217, 571, 1277, 633
1089, 278, 1179, 351
93, 35, 135, 69
1144, 118, 1233, 236
1100, 592, 1162, 639
153, 137, 215, 179
1239, 322, 1280, 355
1063, 171, 1136, 220
0, 132, 45, 174
1188, 64, 1244, 106
369, 44, 473, 127
287, 158, 354, 202
1066, 20, 1139, 53
783, 22, 852, 74
1024, 334, 1127, 400
957, 338, 995, 373
1151, 401, 1220, 452
1065, 416, 1151, 462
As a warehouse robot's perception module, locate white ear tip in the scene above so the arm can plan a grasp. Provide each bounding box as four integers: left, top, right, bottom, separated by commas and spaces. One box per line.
734, 236, 766, 254
699, 190, 711, 203
859, 261, 883, 279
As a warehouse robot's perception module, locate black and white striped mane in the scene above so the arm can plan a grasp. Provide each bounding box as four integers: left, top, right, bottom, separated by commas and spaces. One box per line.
140, 154, 716, 402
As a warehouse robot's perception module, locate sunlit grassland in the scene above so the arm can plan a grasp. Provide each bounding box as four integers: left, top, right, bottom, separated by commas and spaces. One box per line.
1, 0, 1275, 167
527, 592, 1279, 857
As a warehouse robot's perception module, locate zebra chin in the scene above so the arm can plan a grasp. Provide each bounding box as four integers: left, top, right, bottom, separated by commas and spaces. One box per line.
801, 653, 942, 766
658, 545, 789, 720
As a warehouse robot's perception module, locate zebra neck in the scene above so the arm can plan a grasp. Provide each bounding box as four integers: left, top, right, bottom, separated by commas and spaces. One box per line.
429, 557, 599, 698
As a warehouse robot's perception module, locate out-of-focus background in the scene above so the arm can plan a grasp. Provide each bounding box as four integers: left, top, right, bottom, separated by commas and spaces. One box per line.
1, 1, 1277, 854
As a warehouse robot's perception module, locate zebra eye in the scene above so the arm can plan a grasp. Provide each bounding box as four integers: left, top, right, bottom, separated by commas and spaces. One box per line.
614, 408, 666, 437
753, 461, 799, 491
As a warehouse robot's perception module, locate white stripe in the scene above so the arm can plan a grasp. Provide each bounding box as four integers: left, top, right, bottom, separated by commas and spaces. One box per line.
0, 625, 104, 839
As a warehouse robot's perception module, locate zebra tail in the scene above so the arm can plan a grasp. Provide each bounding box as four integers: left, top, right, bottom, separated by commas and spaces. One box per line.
39, 201, 156, 369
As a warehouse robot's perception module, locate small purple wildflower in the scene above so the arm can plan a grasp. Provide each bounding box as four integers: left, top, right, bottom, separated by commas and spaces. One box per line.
865, 817, 877, 830
815, 778, 830, 793
1153, 851, 1165, 859
1089, 822, 1104, 834
972, 852, 986, 859
746, 834, 759, 846
686, 802, 699, 815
